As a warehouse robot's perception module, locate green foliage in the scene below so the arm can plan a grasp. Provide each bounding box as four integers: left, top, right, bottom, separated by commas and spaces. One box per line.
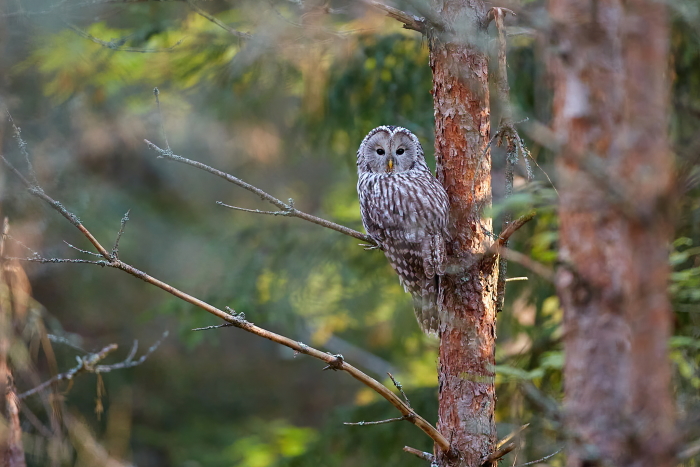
3, 1, 700, 465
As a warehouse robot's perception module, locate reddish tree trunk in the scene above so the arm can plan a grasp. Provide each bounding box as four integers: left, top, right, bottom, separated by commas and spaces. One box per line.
430, 1, 497, 465
550, 1, 675, 466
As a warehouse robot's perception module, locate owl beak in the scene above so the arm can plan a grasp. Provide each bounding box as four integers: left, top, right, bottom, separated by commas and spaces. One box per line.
386, 157, 394, 173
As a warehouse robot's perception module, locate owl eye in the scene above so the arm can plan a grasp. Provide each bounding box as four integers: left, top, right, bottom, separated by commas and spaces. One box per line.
376, 148, 385, 155
396, 148, 405, 155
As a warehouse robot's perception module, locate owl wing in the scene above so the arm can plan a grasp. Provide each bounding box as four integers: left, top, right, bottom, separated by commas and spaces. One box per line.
358, 172, 450, 334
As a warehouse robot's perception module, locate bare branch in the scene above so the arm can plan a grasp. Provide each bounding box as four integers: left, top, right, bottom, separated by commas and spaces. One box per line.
344, 415, 412, 426
217, 202, 292, 217
513, 447, 563, 467
482, 442, 516, 466
360, 0, 426, 33
192, 323, 235, 331
5, 234, 41, 256
65, 22, 185, 53
144, 139, 374, 244
95, 330, 168, 371
505, 276, 528, 282
185, 0, 251, 39
1, 155, 112, 258
19, 332, 167, 399
8, 256, 110, 266
111, 210, 130, 259
487, 210, 536, 257
403, 446, 435, 462
18, 344, 118, 399
6, 110, 38, 185
153, 88, 171, 152
485, 7, 516, 28
497, 423, 529, 449
64, 240, 102, 257
387, 372, 411, 408
47, 334, 87, 353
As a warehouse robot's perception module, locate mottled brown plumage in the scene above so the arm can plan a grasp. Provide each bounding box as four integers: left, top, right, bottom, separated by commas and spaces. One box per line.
356, 126, 450, 335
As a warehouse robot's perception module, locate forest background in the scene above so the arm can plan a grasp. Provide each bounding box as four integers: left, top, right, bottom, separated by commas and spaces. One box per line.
0, 0, 699, 466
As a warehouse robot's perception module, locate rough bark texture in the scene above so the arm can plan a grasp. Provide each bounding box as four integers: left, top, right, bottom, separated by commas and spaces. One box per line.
430, 1, 497, 466
549, 1, 676, 466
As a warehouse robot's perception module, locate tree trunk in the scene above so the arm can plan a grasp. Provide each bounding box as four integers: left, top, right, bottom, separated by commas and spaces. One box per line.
430, 1, 497, 465
549, 1, 676, 466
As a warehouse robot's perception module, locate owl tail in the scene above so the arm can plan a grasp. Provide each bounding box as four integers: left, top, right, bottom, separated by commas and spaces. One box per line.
412, 277, 440, 336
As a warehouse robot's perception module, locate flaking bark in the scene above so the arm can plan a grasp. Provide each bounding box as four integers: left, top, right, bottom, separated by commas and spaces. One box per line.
430, 1, 497, 465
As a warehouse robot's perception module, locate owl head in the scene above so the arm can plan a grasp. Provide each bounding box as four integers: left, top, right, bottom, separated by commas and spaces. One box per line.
357, 126, 429, 175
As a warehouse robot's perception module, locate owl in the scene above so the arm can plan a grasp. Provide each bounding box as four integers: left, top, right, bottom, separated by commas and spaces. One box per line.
356, 126, 450, 335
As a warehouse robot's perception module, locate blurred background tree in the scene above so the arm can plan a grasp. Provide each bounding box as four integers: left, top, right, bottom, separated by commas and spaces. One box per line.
0, 0, 697, 466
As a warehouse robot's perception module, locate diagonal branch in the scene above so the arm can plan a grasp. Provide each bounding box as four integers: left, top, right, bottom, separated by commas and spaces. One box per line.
1, 154, 449, 453
403, 446, 435, 462
185, 0, 251, 39
344, 415, 412, 426
486, 210, 536, 257
144, 140, 375, 244
360, 0, 427, 33
482, 442, 516, 466
65, 22, 185, 53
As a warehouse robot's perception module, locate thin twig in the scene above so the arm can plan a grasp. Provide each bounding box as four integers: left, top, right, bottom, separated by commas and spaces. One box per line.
124, 340, 139, 363
192, 323, 235, 331
487, 211, 536, 257
8, 256, 110, 266
111, 210, 130, 259
18, 344, 118, 399
360, 0, 426, 33
153, 88, 170, 152
1, 155, 111, 258
64, 240, 102, 257
95, 330, 168, 371
65, 22, 185, 52
513, 448, 563, 467
482, 442, 516, 466
5, 234, 41, 256
6, 110, 38, 185
344, 415, 412, 426
47, 334, 87, 353
403, 446, 435, 462
497, 423, 529, 449
387, 372, 411, 408
144, 140, 374, 244
217, 202, 291, 216
19, 332, 167, 399
185, 0, 251, 39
